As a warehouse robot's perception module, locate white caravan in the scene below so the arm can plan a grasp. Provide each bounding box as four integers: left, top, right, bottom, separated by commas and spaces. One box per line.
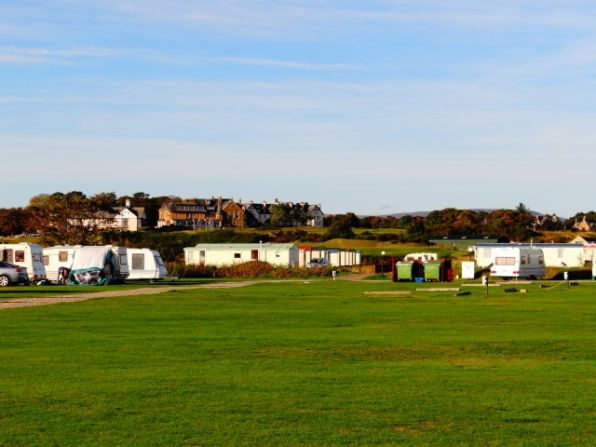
43, 246, 80, 283
593, 260, 596, 280
126, 248, 168, 280
0, 243, 46, 282
489, 246, 545, 279
43, 245, 129, 283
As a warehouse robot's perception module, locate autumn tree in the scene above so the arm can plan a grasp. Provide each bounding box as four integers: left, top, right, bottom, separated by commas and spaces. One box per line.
0, 208, 31, 236
27, 191, 114, 245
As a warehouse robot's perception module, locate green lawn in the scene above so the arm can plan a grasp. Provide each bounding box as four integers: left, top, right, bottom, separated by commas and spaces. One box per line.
0, 281, 594, 446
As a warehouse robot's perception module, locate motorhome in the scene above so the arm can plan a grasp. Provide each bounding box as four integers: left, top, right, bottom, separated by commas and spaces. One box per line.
489, 246, 545, 279
0, 243, 46, 282
126, 248, 168, 280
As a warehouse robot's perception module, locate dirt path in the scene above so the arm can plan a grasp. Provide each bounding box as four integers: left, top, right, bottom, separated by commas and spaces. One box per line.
0, 281, 258, 311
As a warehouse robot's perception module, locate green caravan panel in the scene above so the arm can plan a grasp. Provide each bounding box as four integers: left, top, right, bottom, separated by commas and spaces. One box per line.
424, 261, 441, 281
397, 262, 413, 281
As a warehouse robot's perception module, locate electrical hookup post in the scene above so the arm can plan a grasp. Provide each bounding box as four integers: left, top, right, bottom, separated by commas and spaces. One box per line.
564, 271, 569, 288
482, 275, 489, 298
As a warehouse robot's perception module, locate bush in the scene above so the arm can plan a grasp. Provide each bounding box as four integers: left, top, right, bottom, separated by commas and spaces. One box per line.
168, 260, 335, 279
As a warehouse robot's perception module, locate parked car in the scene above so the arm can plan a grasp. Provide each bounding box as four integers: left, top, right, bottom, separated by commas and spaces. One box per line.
0, 261, 29, 286
309, 258, 328, 268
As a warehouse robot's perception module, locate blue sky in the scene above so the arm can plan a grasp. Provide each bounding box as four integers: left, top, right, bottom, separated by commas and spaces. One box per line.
2, 1, 595, 216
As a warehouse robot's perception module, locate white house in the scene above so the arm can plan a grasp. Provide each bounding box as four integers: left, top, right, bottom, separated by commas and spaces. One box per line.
474, 243, 585, 268
184, 243, 299, 268
112, 206, 146, 232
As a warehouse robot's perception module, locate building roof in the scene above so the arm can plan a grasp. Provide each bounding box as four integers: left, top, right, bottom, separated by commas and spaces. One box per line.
186, 243, 297, 251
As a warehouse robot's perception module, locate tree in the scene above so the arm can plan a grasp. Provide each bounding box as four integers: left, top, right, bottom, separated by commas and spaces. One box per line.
0, 208, 30, 236
323, 213, 358, 240
27, 191, 113, 245
270, 203, 307, 227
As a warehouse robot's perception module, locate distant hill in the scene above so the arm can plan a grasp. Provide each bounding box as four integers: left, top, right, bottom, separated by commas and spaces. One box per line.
382, 209, 549, 218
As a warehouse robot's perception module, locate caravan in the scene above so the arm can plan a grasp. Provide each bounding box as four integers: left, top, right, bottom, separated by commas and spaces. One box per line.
43, 245, 128, 284
126, 248, 168, 280
0, 243, 46, 282
489, 246, 545, 279
43, 246, 79, 283
68, 246, 126, 285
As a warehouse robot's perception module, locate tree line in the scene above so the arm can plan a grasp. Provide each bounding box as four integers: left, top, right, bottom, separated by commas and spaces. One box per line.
1, 192, 594, 247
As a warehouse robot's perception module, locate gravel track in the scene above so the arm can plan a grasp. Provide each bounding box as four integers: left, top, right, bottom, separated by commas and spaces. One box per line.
0, 281, 257, 310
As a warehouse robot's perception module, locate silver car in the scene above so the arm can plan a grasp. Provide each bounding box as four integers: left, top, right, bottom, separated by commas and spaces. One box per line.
0, 261, 29, 286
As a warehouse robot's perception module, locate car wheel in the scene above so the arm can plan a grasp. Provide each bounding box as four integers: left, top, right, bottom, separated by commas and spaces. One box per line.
0, 275, 10, 287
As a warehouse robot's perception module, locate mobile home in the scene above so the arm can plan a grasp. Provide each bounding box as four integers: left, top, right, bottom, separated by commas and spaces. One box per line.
489, 246, 545, 279
0, 243, 46, 282
298, 246, 361, 268
185, 243, 299, 268
126, 248, 168, 280
475, 243, 584, 268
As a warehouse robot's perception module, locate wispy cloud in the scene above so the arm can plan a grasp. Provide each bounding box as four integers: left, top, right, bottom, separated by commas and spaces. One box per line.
210, 56, 356, 71
96, 0, 596, 34
0, 47, 123, 64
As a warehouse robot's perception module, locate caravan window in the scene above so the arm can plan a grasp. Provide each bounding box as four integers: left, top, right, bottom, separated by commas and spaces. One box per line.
495, 257, 515, 265
43, 255, 49, 266
132, 253, 145, 270
33, 253, 42, 262
521, 256, 526, 265
120, 254, 127, 265
234, 253, 241, 259
59, 251, 68, 262
15, 250, 25, 262
2, 249, 13, 262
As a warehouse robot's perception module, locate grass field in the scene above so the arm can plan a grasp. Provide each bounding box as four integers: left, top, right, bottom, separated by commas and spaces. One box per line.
0, 280, 594, 446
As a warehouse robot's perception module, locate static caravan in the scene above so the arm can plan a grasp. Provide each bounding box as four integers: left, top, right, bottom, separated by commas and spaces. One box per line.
475, 243, 584, 268
185, 243, 299, 268
489, 246, 545, 279
127, 248, 168, 280
593, 260, 596, 280
0, 243, 46, 282
298, 246, 361, 268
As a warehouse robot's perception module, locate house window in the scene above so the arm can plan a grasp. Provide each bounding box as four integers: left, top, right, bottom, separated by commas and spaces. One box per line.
15, 250, 25, 262
132, 253, 145, 270
59, 251, 68, 262
234, 253, 241, 259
